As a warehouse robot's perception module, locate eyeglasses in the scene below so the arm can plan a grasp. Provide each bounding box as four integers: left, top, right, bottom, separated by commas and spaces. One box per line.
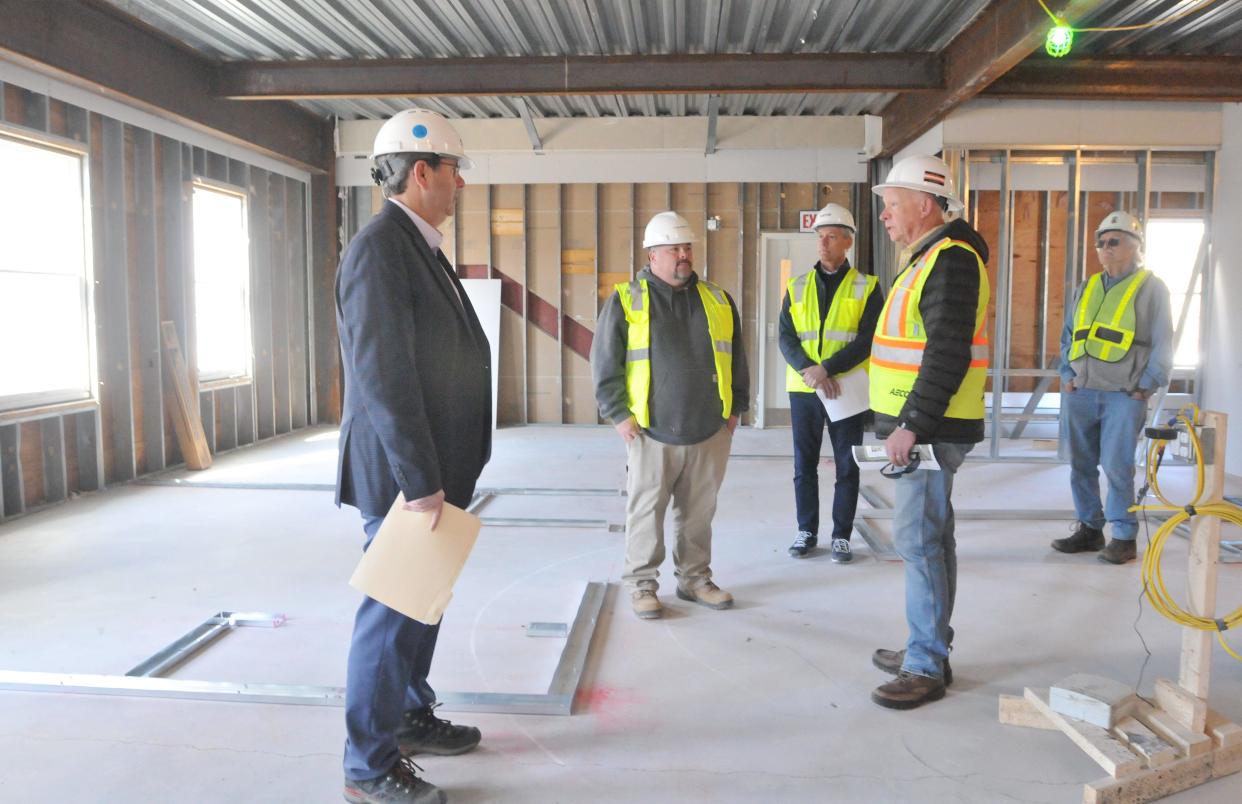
1095, 236, 1123, 249
880, 451, 922, 479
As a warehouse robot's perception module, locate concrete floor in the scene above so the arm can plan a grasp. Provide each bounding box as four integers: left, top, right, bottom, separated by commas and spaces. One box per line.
1, 424, 1240, 803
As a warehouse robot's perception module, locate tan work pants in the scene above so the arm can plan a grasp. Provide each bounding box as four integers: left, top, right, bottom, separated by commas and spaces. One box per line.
622, 425, 732, 592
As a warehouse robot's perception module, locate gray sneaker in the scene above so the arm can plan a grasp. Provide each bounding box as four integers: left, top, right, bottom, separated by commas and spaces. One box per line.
830, 538, 853, 563
343, 758, 446, 804
788, 531, 817, 558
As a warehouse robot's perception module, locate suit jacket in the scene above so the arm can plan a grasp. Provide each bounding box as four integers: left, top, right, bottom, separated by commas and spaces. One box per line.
335, 201, 492, 516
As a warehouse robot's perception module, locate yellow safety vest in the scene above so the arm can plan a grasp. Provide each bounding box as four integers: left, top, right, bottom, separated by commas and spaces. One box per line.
785, 266, 878, 392
869, 238, 990, 420
616, 278, 734, 428
1068, 269, 1151, 363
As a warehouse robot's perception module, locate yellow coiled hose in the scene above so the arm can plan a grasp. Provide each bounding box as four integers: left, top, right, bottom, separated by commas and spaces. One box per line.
1132, 405, 1242, 661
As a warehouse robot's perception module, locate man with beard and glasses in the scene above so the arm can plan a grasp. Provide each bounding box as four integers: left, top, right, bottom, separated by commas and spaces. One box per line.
591, 211, 749, 621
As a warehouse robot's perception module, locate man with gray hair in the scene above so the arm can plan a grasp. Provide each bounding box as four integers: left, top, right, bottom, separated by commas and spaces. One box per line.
336, 108, 491, 804
867, 155, 990, 710
1053, 210, 1172, 565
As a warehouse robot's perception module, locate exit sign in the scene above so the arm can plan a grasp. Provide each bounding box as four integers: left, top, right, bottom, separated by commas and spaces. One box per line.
799, 211, 818, 232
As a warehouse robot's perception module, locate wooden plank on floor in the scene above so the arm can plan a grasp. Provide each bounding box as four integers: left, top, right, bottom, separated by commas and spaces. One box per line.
999, 693, 1058, 730
1113, 715, 1177, 768
40, 417, 67, 504
160, 321, 212, 470
1154, 678, 1207, 734
1083, 745, 1235, 804
1024, 687, 1142, 779
1133, 698, 1212, 758
1207, 709, 1242, 749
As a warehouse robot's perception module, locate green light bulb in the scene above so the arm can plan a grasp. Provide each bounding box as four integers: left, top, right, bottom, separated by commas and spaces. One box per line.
1046, 24, 1073, 58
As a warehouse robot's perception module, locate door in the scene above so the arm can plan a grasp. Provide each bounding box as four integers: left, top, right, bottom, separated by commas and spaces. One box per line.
756, 232, 821, 427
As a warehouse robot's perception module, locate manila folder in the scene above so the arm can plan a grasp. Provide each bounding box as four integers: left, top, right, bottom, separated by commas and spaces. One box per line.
349, 495, 481, 625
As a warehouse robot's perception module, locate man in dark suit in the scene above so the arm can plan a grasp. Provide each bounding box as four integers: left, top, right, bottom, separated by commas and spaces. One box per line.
336, 109, 491, 804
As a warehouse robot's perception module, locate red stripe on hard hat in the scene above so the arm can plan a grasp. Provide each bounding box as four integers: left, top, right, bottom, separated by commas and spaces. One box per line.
923, 171, 946, 186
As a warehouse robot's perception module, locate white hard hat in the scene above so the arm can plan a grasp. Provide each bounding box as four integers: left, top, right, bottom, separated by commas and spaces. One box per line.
812, 203, 856, 233
1096, 210, 1143, 245
871, 154, 962, 212
643, 211, 696, 249
371, 108, 472, 169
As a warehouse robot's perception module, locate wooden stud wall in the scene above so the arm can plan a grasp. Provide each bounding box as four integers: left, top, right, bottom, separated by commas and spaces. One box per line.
0, 80, 319, 522
349, 180, 887, 428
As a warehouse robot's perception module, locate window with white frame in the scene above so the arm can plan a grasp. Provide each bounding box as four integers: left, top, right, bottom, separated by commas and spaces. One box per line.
191, 181, 252, 382
0, 133, 93, 411
1144, 217, 1205, 368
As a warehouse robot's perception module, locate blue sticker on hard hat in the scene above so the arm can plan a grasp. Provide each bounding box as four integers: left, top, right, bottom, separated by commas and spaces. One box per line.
412, 124, 428, 139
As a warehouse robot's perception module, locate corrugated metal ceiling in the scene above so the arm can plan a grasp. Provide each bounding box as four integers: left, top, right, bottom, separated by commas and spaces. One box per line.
97, 0, 1242, 120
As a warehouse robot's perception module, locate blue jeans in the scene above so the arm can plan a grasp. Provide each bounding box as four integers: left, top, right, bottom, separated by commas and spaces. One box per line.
892, 442, 972, 680
343, 514, 441, 781
789, 392, 863, 540
1065, 387, 1147, 541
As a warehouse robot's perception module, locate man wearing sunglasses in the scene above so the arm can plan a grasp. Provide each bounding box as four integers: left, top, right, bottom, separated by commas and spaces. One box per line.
1054, 211, 1173, 565
867, 155, 990, 710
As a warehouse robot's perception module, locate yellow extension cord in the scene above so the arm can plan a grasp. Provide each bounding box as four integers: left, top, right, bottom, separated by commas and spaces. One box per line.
1131, 404, 1242, 661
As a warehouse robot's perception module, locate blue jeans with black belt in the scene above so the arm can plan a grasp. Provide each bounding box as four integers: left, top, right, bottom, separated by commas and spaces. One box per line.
892, 442, 972, 680
1065, 387, 1147, 541
343, 514, 441, 781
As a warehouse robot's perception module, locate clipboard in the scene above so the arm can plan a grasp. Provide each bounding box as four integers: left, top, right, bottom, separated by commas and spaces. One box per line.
349, 495, 481, 625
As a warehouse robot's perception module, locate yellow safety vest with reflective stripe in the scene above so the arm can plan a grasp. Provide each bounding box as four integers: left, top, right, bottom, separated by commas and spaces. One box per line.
1068, 269, 1151, 363
616, 278, 734, 428
869, 238, 990, 420
785, 266, 878, 393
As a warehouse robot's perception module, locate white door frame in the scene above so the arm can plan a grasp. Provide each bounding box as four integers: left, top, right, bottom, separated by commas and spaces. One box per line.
756, 232, 818, 429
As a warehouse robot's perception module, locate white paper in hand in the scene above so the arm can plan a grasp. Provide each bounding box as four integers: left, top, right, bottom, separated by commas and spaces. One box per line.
349, 495, 481, 625
816, 366, 870, 421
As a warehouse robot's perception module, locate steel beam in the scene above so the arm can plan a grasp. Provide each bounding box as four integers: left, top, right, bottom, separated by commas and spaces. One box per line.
879, 0, 1108, 156
985, 56, 1242, 102
216, 53, 942, 100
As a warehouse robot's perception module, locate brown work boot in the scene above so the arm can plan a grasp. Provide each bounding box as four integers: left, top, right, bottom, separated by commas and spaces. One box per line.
630, 589, 663, 620
872, 648, 953, 686
676, 580, 734, 610
871, 671, 946, 710
1098, 538, 1137, 565
1051, 522, 1105, 553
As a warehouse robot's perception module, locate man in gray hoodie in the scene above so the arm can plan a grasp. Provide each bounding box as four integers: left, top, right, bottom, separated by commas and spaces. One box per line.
591, 211, 749, 620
